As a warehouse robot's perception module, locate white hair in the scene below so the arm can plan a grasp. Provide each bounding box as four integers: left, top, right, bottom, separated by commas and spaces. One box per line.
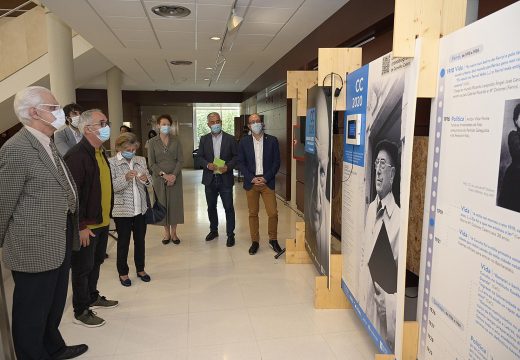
78, 109, 104, 134
13, 86, 50, 125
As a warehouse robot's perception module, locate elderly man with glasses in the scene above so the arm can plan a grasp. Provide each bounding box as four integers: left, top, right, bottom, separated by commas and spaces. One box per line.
0, 86, 88, 359
359, 140, 401, 352
64, 109, 118, 328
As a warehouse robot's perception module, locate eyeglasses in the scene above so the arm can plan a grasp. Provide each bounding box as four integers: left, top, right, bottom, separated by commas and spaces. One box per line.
88, 121, 110, 128
374, 158, 393, 170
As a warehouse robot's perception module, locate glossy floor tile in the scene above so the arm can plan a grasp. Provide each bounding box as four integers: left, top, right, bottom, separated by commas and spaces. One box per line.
2, 170, 378, 359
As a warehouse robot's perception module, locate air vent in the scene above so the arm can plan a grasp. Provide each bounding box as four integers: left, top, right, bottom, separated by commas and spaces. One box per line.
151, 5, 191, 18
170, 60, 193, 65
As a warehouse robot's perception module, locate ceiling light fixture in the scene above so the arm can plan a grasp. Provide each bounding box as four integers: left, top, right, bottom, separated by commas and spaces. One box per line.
205, 67, 213, 70
227, 9, 243, 32
151, 5, 191, 18
203, 78, 210, 81
210, 36, 221, 41
170, 60, 193, 65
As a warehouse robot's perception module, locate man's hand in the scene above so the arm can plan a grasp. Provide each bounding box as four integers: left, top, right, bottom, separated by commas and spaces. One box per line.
80, 228, 95, 247
251, 177, 266, 186
373, 282, 387, 319
138, 173, 148, 182
218, 165, 228, 174
207, 163, 217, 171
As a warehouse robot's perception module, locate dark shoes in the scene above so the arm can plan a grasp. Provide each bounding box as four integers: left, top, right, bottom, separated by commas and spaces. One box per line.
226, 235, 235, 247
137, 272, 151, 282
205, 231, 219, 241
269, 240, 283, 253
162, 237, 171, 245
172, 237, 181, 245
249, 242, 259, 255
119, 276, 131, 287
52, 344, 88, 359
90, 295, 119, 309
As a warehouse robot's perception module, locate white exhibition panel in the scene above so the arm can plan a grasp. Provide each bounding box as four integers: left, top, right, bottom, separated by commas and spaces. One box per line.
417, 3, 520, 359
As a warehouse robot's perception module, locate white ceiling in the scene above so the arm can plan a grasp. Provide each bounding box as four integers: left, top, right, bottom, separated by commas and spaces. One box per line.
41, 0, 349, 92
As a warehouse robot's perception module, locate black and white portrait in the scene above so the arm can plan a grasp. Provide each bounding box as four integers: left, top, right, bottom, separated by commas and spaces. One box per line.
304, 86, 332, 276
359, 70, 405, 353
496, 99, 520, 213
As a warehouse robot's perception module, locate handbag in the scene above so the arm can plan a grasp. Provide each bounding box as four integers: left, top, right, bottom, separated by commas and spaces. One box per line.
145, 187, 167, 224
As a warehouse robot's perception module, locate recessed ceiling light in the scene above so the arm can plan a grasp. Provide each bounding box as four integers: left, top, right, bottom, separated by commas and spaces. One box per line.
205, 67, 213, 70
210, 36, 221, 41
170, 60, 192, 65
203, 78, 210, 81
152, 5, 191, 18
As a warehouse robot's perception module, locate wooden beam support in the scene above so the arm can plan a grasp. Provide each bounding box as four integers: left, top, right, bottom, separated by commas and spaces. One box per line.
317, 48, 362, 111
286, 222, 312, 264
393, 0, 468, 98
287, 70, 318, 116
374, 321, 419, 360
315, 254, 351, 309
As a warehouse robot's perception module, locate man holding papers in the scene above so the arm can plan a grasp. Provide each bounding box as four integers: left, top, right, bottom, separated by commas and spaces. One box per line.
197, 112, 238, 247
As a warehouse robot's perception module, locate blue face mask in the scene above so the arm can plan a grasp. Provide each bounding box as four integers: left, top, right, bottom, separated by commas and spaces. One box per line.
210, 124, 222, 134
121, 151, 135, 160
250, 123, 263, 135
97, 125, 111, 142
160, 125, 171, 134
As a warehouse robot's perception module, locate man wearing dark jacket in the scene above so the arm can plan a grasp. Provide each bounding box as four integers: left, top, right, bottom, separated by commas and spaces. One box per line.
64, 109, 118, 328
197, 112, 238, 247
237, 113, 282, 255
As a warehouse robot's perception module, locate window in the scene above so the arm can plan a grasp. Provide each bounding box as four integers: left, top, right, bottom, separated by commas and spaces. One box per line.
193, 103, 240, 149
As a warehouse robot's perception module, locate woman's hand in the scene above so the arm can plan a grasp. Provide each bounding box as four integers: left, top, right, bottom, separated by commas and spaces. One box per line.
138, 173, 148, 182
125, 170, 137, 181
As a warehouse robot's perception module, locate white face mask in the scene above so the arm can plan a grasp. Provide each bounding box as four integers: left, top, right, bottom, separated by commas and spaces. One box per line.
37, 107, 66, 129
70, 115, 80, 128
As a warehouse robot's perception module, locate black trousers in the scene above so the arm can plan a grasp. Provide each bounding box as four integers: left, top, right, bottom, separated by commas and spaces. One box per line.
114, 214, 147, 276
71, 225, 108, 315
205, 176, 235, 237
11, 214, 73, 360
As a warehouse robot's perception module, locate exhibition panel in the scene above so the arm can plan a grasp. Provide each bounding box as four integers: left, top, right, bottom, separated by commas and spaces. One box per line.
304, 85, 334, 277
417, 3, 520, 359
341, 47, 420, 358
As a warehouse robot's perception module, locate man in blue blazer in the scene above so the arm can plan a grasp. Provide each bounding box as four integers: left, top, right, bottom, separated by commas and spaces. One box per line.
197, 112, 238, 247
238, 113, 282, 255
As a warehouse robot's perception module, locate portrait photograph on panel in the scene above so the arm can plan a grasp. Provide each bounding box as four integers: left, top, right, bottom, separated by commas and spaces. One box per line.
496, 99, 520, 213
359, 68, 405, 353
304, 85, 333, 277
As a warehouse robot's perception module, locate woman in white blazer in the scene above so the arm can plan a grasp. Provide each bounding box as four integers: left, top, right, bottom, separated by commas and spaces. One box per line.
109, 132, 152, 287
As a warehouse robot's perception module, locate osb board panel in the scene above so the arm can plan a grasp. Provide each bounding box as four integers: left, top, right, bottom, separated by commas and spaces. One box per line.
407, 136, 428, 275
331, 134, 343, 237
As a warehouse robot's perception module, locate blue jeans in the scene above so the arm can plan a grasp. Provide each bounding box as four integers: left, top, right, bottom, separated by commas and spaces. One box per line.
205, 176, 235, 237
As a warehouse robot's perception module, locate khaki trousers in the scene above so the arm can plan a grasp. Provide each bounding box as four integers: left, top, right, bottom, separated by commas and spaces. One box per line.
245, 184, 278, 242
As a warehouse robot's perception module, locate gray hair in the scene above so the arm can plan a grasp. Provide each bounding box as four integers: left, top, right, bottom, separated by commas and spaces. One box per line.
78, 109, 104, 134
207, 112, 221, 120
13, 86, 50, 125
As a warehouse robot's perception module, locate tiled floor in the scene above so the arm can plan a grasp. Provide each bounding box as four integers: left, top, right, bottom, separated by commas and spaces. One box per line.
3, 170, 378, 359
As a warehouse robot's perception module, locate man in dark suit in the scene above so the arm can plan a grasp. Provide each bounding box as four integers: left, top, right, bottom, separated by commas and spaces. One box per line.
197, 112, 238, 247
237, 113, 282, 255
0, 86, 87, 359
54, 103, 83, 156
